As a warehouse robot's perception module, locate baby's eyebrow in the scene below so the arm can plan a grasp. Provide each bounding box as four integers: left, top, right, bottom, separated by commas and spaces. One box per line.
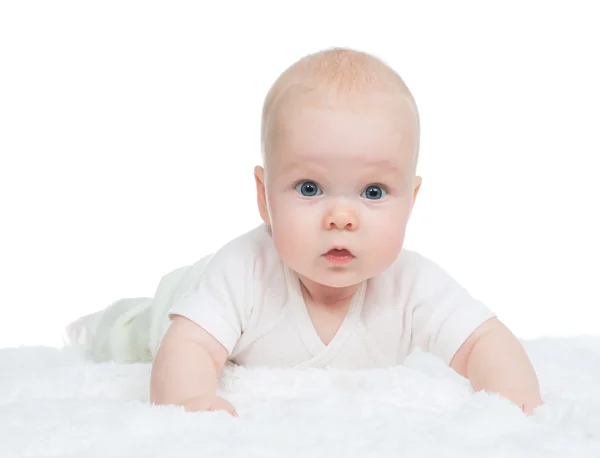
278, 160, 326, 176
275, 157, 406, 179
361, 159, 404, 171
358, 164, 406, 179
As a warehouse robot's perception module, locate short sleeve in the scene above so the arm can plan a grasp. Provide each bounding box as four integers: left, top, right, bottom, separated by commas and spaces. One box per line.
408, 253, 497, 366
167, 239, 255, 355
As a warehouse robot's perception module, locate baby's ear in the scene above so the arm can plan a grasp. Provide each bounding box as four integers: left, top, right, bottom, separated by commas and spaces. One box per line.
412, 176, 422, 208
413, 176, 423, 205
254, 166, 271, 225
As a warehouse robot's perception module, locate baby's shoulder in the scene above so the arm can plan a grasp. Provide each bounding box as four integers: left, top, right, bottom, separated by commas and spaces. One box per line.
215, 222, 276, 258
369, 248, 453, 297
203, 224, 282, 279
382, 248, 435, 280
374, 248, 473, 310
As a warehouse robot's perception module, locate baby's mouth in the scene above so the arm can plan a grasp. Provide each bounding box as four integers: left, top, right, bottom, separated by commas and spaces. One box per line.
323, 248, 355, 264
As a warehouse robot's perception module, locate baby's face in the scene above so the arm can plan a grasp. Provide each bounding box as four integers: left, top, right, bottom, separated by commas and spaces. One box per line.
259, 93, 421, 288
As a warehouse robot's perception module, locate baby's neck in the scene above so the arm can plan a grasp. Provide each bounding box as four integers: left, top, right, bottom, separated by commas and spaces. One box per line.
297, 277, 361, 309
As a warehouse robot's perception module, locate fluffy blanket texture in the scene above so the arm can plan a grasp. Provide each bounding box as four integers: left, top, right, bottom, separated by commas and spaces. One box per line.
1, 337, 599, 457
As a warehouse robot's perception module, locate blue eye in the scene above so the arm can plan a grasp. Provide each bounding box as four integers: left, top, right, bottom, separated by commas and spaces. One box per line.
295, 181, 322, 197
361, 185, 387, 200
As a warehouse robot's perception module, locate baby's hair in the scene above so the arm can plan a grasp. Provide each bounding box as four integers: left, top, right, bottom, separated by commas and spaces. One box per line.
260, 47, 420, 164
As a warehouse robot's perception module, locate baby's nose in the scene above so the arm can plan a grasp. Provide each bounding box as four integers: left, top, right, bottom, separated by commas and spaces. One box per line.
325, 208, 358, 231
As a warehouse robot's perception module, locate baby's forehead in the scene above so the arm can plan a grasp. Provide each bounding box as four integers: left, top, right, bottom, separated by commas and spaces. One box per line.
269, 95, 417, 159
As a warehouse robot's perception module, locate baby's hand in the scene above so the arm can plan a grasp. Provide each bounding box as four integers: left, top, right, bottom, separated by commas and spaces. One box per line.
182, 395, 238, 416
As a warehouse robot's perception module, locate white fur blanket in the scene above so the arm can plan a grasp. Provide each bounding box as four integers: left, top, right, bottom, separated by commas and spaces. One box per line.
1, 337, 599, 457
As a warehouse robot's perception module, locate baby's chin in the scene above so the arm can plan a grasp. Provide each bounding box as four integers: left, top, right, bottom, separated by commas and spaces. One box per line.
285, 256, 396, 289
302, 268, 373, 289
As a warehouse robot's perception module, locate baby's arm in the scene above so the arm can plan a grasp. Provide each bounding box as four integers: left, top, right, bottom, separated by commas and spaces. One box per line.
451, 318, 543, 415
150, 315, 237, 416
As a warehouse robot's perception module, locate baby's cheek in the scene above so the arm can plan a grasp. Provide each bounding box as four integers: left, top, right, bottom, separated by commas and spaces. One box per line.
269, 199, 313, 257
270, 198, 301, 229
366, 212, 407, 259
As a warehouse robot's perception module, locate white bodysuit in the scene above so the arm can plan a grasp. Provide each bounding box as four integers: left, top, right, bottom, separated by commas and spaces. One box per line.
69, 224, 497, 370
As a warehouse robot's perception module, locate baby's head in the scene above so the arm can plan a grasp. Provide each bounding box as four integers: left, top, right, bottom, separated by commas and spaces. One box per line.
255, 47, 422, 289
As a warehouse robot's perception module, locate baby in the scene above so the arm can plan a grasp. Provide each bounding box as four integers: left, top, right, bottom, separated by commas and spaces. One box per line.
66, 47, 543, 417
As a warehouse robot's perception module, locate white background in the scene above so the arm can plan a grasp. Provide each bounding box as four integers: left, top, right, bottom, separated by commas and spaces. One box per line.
1, 1, 598, 349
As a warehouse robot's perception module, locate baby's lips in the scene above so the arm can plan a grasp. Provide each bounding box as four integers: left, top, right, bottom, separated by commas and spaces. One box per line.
325, 248, 354, 256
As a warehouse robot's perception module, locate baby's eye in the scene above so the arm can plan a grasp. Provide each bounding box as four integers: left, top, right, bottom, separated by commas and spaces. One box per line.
295, 180, 322, 197
361, 185, 387, 200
